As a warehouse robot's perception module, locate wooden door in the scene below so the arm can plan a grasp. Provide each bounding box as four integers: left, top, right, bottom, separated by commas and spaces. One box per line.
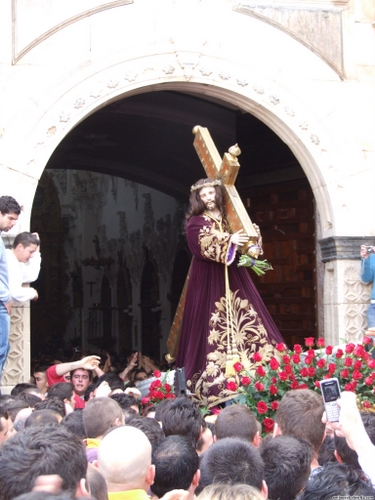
239, 179, 316, 348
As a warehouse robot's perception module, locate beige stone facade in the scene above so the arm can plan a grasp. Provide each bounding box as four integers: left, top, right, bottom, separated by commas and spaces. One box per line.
0, 0, 374, 390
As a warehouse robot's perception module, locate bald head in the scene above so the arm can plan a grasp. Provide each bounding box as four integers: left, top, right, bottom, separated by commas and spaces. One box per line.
98, 426, 154, 492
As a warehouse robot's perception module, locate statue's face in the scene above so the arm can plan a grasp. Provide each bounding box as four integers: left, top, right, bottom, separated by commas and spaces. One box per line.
199, 186, 217, 212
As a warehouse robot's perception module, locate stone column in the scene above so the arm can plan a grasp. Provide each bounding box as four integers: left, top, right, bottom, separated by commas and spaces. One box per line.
1, 302, 31, 394
319, 237, 371, 347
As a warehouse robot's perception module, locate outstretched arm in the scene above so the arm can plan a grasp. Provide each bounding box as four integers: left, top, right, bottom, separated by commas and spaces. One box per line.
54, 355, 101, 377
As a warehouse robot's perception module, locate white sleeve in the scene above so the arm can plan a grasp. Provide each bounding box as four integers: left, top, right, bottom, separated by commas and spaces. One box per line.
21, 252, 41, 283
7, 250, 37, 302
358, 444, 375, 486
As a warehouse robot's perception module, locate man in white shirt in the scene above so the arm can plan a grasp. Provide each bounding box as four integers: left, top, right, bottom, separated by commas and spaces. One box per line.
6, 232, 41, 302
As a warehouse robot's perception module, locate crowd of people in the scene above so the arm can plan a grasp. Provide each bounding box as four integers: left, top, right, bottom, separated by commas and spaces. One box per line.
0, 348, 374, 500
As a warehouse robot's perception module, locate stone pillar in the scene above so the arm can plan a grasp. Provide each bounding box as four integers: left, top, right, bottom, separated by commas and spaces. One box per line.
319, 237, 371, 347
1, 302, 31, 394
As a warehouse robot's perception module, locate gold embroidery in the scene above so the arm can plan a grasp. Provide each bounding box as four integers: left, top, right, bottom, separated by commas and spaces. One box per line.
190, 289, 279, 409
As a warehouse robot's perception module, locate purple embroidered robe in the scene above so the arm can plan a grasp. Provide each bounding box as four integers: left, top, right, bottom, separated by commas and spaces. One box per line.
175, 212, 285, 408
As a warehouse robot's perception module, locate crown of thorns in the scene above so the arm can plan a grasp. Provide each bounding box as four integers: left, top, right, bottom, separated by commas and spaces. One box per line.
190, 179, 222, 192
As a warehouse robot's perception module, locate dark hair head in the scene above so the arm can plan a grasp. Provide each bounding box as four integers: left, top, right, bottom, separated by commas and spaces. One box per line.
260, 435, 313, 500
299, 462, 375, 500
34, 397, 66, 417
11, 383, 38, 397
96, 373, 125, 392
0, 196, 21, 216
186, 178, 225, 221
160, 396, 203, 448
12, 232, 40, 249
275, 389, 325, 454
110, 392, 138, 410
215, 404, 259, 442
0, 425, 87, 500
128, 416, 165, 452
360, 412, 375, 445
61, 409, 87, 440
199, 437, 264, 493
47, 382, 74, 402
82, 397, 123, 439
16, 392, 43, 408
86, 466, 108, 500
151, 434, 199, 498
24, 409, 62, 428
318, 436, 337, 466
2, 399, 30, 421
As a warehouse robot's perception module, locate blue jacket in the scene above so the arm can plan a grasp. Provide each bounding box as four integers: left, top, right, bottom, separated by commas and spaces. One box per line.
361, 253, 375, 300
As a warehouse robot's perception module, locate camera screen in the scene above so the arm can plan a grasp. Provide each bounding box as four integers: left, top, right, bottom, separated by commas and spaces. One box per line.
322, 380, 339, 402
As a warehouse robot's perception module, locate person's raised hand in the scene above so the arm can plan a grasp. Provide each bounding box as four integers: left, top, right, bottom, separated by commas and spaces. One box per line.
80, 355, 101, 370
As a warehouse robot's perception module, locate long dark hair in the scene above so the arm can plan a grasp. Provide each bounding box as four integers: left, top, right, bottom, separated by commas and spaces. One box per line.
185, 178, 225, 222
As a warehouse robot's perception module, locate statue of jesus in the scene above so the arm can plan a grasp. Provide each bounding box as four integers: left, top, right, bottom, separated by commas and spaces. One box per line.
169, 177, 285, 408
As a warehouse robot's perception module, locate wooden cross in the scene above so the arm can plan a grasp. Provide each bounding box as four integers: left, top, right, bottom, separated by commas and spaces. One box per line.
192, 125, 260, 257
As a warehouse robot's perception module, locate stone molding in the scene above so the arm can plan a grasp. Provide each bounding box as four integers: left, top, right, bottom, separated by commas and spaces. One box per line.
319, 236, 371, 262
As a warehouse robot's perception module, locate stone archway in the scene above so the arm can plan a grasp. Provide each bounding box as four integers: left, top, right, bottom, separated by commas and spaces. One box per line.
2, 1, 369, 390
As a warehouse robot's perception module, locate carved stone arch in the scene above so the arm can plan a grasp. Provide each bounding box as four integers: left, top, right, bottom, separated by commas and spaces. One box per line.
140, 249, 160, 361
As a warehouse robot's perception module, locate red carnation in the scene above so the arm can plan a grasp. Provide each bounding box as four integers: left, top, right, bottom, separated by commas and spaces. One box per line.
291, 354, 301, 364
155, 391, 165, 400
300, 383, 308, 389
241, 376, 251, 386
290, 380, 299, 390
269, 385, 278, 395
164, 383, 172, 393
275, 343, 286, 352
305, 356, 313, 365
307, 349, 316, 358
354, 360, 362, 370
293, 344, 303, 354
300, 367, 309, 377
255, 381, 264, 391
256, 366, 266, 377
341, 369, 349, 378
317, 359, 326, 369
335, 349, 344, 359
344, 357, 353, 367
315, 381, 320, 388
263, 417, 274, 433
152, 379, 162, 389
368, 359, 375, 369
365, 377, 373, 386
317, 338, 325, 347
271, 401, 279, 411
271, 377, 278, 384
233, 362, 243, 373
278, 371, 288, 382
282, 355, 291, 365
153, 370, 161, 378
165, 393, 176, 399
328, 363, 336, 374
253, 352, 263, 362
353, 345, 366, 358
270, 357, 280, 370
284, 364, 292, 375
325, 346, 333, 355
345, 343, 355, 354
363, 336, 372, 345
141, 397, 150, 405
226, 381, 238, 391
257, 401, 268, 414
364, 352, 370, 361
308, 367, 316, 377
305, 337, 315, 347
362, 400, 371, 409
344, 383, 355, 392
352, 369, 363, 381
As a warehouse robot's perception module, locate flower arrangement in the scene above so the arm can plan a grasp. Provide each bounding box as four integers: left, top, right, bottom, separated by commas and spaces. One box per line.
225, 337, 375, 435
141, 370, 176, 408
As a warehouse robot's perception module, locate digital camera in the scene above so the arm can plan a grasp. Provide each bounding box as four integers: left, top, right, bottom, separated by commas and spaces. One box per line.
366, 246, 374, 254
